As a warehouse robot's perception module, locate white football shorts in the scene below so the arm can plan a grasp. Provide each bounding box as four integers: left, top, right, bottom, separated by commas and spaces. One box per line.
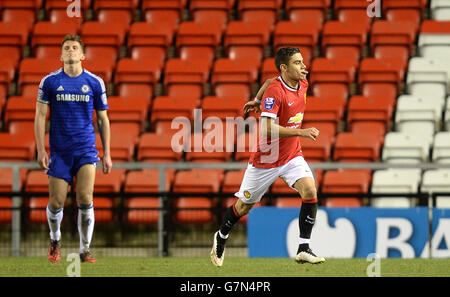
235, 156, 315, 204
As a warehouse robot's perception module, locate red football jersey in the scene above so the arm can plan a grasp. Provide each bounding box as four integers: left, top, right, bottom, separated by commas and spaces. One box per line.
249, 76, 308, 168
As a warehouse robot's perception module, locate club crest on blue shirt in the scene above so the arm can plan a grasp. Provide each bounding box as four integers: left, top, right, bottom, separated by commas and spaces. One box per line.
264, 97, 275, 110
81, 84, 90, 93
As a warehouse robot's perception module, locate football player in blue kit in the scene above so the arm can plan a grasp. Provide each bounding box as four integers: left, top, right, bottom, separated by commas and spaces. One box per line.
34, 35, 112, 263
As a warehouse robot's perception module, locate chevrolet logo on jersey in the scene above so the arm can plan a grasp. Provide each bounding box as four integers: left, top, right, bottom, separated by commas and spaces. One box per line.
287, 112, 304, 124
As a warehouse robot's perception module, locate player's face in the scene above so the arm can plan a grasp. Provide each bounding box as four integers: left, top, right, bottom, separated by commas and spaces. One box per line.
286, 53, 308, 81
61, 40, 85, 65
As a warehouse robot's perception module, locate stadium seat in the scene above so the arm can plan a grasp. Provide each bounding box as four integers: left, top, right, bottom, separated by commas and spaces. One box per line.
300, 132, 334, 163
93, 168, 125, 193
164, 58, 211, 99
361, 83, 398, 100
238, 0, 281, 30
260, 58, 279, 83
312, 83, 349, 102
0, 197, 12, 223
371, 168, 421, 207
386, 9, 421, 31
334, 0, 374, 29
137, 133, 183, 162
127, 22, 174, 67
1, 4, 39, 33
106, 96, 150, 129
373, 45, 410, 65
211, 58, 259, 99
222, 169, 245, 194
81, 21, 127, 64
272, 177, 301, 208
173, 169, 220, 223
190, 0, 231, 29
176, 21, 223, 65
395, 95, 442, 138
358, 58, 406, 89
418, 20, 450, 59
406, 57, 450, 97
151, 96, 200, 126
31, 22, 78, 59
18, 58, 61, 97
347, 95, 395, 132
114, 58, 161, 100
224, 21, 272, 66
174, 197, 213, 224
333, 132, 382, 162
0, 133, 35, 161
321, 21, 368, 65
95, 133, 135, 163
234, 131, 258, 162
421, 169, 450, 208
82, 58, 114, 86
351, 121, 386, 146
309, 58, 357, 86
201, 96, 247, 120
432, 132, 450, 163
142, 0, 186, 31
4, 97, 35, 131
301, 96, 345, 130
124, 168, 174, 224
25, 170, 50, 223
431, 0, 450, 20
302, 121, 336, 138
321, 169, 372, 207
0, 58, 16, 107
382, 132, 432, 163
110, 122, 140, 146
286, 0, 328, 26
0, 22, 29, 68
371, 20, 417, 49
94, 0, 138, 33
185, 132, 234, 163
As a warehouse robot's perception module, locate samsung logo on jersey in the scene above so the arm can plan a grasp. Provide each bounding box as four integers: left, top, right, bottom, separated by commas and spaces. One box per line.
56, 94, 90, 102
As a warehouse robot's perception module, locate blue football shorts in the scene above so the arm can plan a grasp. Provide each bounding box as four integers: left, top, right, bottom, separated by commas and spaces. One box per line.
46, 152, 100, 184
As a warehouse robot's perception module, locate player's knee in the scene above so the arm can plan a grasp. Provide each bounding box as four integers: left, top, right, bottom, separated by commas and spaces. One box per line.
300, 186, 317, 199
49, 194, 66, 209
76, 192, 93, 206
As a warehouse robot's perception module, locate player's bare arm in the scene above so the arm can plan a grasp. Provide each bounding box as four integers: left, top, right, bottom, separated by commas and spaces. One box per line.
96, 109, 112, 174
262, 117, 319, 140
34, 101, 49, 170
244, 77, 276, 114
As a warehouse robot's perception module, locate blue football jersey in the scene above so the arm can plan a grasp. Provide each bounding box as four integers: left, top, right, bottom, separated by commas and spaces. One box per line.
37, 68, 109, 154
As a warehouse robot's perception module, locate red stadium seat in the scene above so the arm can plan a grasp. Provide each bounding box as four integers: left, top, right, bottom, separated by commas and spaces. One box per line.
0, 133, 35, 161
238, 0, 280, 30
351, 121, 386, 146
261, 58, 279, 83
373, 45, 410, 64
25, 169, 50, 223
106, 96, 150, 128
9, 121, 34, 134
4, 97, 35, 130
138, 133, 183, 162
386, 9, 421, 32
201, 96, 247, 120
92, 197, 114, 223
286, 0, 329, 26
309, 58, 357, 86
322, 20, 368, 49
174, 197, 213, 224
28, 197, 49, 223
0, 21, 29, 69
361, 83, 397, 100
312, 83, 349, 102
211, 58, 259, 95
347, 95, 395, 132
302, 96, 345, 129
151, 96, 200, 125
300, 132, 334, 163
190, 0, 231, 29
234, 131, 258, 162
95, 133, 135, 162
46, 0, 89, 30
125, 198, 159, 224
0, 197, 12, 223
358, 58, 405, 89
164, 58, 210, 98
81, 21, 126, 64
0, 168, 26, 223
185, 132, 234, 163
302, 121, 336, 138
94, 168, 126, 193
82, 58, 114, 85
18, 58, 61, 95
370, 20, 417, 50
176, 21, 223, 65
322, 169, 371, 207
110, 122, 140, 146
333, 132, 382, 162
0, 58, 16, 105
94, 0, 139, 33
31, 22, 78, 59
222, 169, 246, 194
142, 0, 186, 31
335, 0, 374, 30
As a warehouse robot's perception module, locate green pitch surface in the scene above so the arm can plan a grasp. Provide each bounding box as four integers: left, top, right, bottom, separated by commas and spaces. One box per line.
0, 257, 449, 277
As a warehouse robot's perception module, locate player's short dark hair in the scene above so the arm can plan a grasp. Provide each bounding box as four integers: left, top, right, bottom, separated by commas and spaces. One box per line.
61, 34, 84, 52
274, 47, 300, 72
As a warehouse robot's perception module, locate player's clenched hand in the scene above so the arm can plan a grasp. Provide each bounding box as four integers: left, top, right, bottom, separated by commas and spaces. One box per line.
300, 127, 320, 141
102, 155, 112, 174
243, 100, 261, 114
37, 150, 49, 170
